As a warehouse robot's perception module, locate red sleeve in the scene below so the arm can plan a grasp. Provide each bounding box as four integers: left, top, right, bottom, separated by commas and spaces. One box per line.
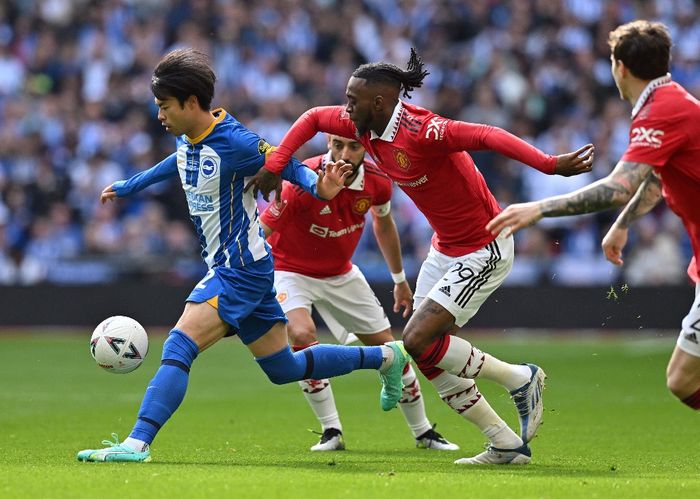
621, 113, 687, 167
265, 106, 358, 174
373, 174, 393, 206
441, 120, 557, 174
259, 182, 303, 231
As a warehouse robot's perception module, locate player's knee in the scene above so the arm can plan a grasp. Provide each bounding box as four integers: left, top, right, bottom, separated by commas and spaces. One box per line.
287, 323, 317, 349
402, 326, 428, 358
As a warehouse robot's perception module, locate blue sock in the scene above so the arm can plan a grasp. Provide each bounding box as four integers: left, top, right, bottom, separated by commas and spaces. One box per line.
129, 329, 199, 444
256, 344, 383, 385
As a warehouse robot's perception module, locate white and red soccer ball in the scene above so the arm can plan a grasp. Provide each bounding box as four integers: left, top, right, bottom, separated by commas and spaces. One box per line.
90, 316, 149, 374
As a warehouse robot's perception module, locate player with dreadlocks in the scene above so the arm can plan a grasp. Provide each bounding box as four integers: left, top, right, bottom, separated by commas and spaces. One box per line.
247, 49, 594, 464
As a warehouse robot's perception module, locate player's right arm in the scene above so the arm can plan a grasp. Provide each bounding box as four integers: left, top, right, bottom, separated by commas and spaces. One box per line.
101, 153, 178, 203
245, 107, 355, 198
602, 170, 663, 265
486, 160, 654, 237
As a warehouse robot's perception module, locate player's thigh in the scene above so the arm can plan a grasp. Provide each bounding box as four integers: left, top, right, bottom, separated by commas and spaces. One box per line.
669, 283, 700, 395
174, 301, 229, 352
667, 346, 700, 397
316, 266, 391, 337
424, 235, 513, 329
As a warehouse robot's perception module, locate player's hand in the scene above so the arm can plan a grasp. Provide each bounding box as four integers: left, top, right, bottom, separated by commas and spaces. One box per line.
244, 168, 282, 202
486, 201, 542, 237
555, 144, 594, 177
316, 160, 352, 200
393, 280, 413, 318
602, 225, 628, 266
100, 184, 118, 204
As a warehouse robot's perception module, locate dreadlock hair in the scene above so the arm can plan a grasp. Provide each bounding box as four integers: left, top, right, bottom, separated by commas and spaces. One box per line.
352, 48, 429, 99
151, 48, 216, 110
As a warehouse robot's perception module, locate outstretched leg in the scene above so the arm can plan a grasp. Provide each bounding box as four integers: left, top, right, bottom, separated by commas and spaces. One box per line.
78, 301, 228, 462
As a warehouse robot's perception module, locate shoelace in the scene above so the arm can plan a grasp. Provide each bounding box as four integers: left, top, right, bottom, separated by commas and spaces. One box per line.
100, 433, 121, 447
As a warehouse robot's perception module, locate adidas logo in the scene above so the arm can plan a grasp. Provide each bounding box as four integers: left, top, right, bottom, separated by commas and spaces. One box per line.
684, 332, 698, 344
319, 205, 332, 215
439, 285, 451, 297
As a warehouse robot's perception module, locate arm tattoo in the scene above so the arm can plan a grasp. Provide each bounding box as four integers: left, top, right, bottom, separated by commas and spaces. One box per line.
617, 171, 663, 228
540, 161, 653, 217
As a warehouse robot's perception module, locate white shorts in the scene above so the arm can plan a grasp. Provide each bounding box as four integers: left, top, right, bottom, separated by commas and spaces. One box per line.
677, 283, 700, 357
274, 265, 391, 345
414, 234, 514, 327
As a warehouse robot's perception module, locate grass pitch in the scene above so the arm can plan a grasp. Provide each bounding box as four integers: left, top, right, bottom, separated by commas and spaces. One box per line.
1, 331, 698, 499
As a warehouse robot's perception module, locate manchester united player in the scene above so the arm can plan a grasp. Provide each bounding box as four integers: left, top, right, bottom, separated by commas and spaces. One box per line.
261, 134, 458, 452
247, 50, 594, 464
488, 20, 700, 410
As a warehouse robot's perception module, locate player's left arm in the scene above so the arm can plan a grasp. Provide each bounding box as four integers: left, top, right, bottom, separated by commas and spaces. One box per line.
486, 160, 654, 237
372, 202, 413, 318
443, 120, 594, 176
231, 131, 351, 201
602, 170, 663, 265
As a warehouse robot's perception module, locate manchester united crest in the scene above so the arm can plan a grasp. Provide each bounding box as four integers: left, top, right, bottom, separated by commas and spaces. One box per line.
276, 291, 288, 303
394, 148, 411, 170
353, 196, 372, 215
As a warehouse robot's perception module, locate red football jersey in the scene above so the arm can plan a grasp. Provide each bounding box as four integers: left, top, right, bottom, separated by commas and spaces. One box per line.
266, 102, 557, 256
261, 153, 393, 278
621, 79, 700, 282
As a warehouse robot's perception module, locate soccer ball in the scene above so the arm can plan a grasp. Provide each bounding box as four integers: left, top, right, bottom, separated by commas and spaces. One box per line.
90, 316, 149, 374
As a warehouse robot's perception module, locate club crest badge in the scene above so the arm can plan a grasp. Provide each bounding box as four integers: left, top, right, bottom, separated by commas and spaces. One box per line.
353, 196, 372, 215
394, 148, 411, 170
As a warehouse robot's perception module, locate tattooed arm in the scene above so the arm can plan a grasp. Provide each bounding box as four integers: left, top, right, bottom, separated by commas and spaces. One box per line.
486, 161, 654, 237
601, 168, 663, 265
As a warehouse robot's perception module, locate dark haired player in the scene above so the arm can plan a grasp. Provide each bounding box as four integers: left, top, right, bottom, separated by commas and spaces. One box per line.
488, 20, 700, 411
249, 49, 594, 464
76, 49, 410, 463
261, 134, 458, 452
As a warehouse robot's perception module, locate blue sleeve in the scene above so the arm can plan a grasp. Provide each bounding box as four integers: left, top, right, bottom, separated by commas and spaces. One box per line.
112, 153, 178, 197
228, 125, 322, 199
281, 157, 320, 198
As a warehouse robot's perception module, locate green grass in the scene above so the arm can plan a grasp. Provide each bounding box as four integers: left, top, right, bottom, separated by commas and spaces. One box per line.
1, 332, 699, 498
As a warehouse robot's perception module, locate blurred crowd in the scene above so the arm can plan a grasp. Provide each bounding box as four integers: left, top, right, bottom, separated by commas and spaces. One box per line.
0, 0, 697, 286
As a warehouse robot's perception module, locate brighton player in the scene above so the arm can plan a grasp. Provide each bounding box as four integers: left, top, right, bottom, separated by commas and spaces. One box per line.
261, 134, 458, 451
247, 50, 594, 464
76, 49, 410, 463
487, 20, 700, 410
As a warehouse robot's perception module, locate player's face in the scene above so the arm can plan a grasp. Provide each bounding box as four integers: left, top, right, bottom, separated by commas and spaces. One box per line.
328, 135, 365, 173
155, 96, 190, 136
345, 77, 375, 136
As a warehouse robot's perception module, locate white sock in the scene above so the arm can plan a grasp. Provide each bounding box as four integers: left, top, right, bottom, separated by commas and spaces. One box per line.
398, 364, 432, 438
431, 371, 522, 449
379, 345, 394, 372
435, 335, 531, 391
122, 437, 148, 452
299, 379, 342, 432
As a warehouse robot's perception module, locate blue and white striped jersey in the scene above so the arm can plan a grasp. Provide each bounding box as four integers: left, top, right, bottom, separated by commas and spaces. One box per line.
113, 109, 320, 269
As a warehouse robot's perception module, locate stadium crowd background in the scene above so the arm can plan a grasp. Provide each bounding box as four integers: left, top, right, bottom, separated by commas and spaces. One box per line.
0, 0, 697, 287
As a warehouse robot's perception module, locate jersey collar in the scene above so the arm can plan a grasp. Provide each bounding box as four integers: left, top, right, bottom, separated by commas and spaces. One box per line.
323, 151, 365, 191
370, 100, 404, 142
185, 108, 226, 144
630, 73, 672, 119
